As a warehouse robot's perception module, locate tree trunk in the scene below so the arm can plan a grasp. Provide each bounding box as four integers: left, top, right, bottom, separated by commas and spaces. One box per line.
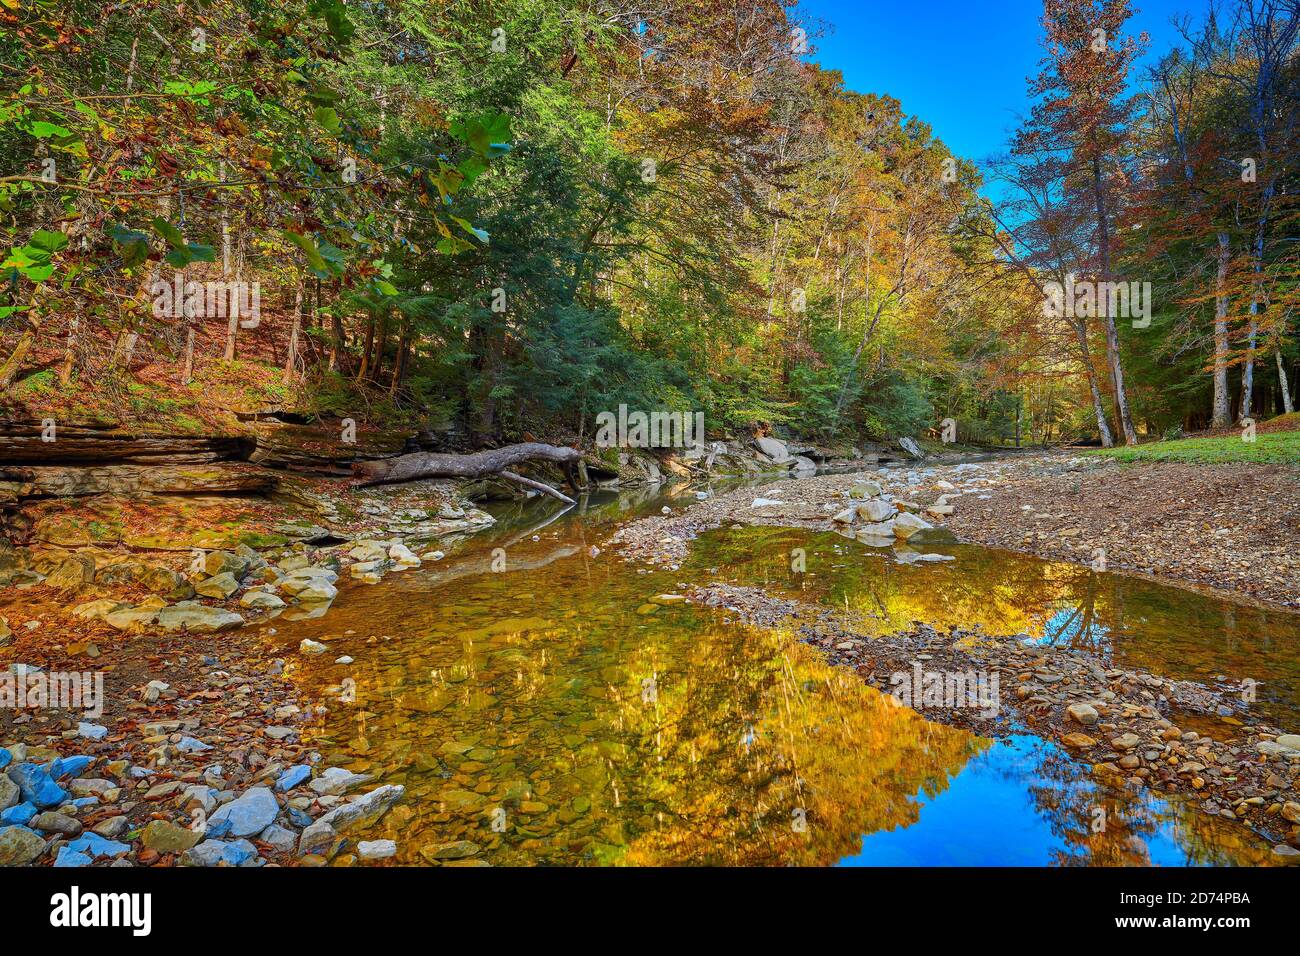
1092, 154, 1136, 445
283, 281, 303, 385
352, 442, 583, 487
1072, 317, 1114, 447
1277, 349, 1294, 415
1211, 232, 1233, 428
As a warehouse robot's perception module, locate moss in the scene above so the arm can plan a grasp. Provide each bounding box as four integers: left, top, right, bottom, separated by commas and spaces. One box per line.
1089, 431, 1300, 465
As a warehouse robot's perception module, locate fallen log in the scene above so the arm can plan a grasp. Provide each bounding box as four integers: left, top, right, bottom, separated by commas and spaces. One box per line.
351, 443, 583, 497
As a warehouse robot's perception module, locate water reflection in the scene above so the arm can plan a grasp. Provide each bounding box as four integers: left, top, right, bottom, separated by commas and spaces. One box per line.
686, 527, 1300, 728
268, 508, 1280, 866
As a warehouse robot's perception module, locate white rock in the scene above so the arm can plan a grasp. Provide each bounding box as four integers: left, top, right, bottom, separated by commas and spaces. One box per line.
299, 639, 328, 655
357, 839, 398, 860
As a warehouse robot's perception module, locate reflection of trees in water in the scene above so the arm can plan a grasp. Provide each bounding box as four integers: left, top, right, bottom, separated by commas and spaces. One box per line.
607, 624, 989, 866
688, 527, 1300, 727
1013, 740, 1270, 867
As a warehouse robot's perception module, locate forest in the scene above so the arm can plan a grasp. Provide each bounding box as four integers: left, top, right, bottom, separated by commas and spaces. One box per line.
0, 0, 1297, 452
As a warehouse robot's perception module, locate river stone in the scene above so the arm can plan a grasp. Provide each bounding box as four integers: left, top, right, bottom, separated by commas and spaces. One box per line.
358, 839, 397, 860
831, 508, 857, 525
856, 500, 895, 523
65, 832, 130, 859
0, 825, 46, 865
275, 765, 312, 792
259, 823, 298, 853
755, 437, 790, 462
318, 784, 405, 833
181, 838, 258, 867
141, 820, 201, 853
194, 572, 240, 599
104, 605, 161, 631
1066, 703, 1100, 726
0, 775, 17, 810
294, 581, 338, 602
849, 480, 883, 498
892, 511, 933, 539
44, 555, 97, 591
7, 763, 68, 808
156, 605, 243, 633
424, 840, 480, 860
1282, 801, 1300, 824
299, 639, 328, 655
1062, 733, 1097, 749
206, 786, 279, 838
240, 590, 285, 609
310, 767, 373, 796
203, 550, 248, 578
908, 527, 960, 545
1111, 733, 1141, 751
31, 811, 82, 836
1275, 734, 1300, 750
298, 820, 340, 858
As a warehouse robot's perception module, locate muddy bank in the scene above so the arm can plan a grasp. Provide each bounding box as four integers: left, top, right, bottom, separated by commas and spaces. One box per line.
690, 582, 1300, 860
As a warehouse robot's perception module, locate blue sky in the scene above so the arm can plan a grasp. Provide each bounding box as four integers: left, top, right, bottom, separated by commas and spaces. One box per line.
800, 0, 1208, 171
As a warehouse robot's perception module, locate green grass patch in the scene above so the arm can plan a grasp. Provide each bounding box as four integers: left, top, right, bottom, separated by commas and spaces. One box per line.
1089, 430, 1300, 465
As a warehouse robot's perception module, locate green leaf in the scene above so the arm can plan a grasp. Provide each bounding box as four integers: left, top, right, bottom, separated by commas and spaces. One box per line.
283, 231, 329, 277
451, 216, 489, 244
150, 217, 186, 249
313, 107, 341, 135
29, 230, 68, 255
26, 120, 72, 139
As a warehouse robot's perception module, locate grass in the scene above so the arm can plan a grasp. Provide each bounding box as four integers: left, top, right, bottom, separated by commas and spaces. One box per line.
1089, 429, 1300, 465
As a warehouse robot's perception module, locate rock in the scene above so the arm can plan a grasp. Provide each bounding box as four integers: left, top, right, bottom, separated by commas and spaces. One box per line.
358, 839, 397, 860
831, 508, 857, 525
1273, 844, 1300, 862
141, 820, 201, 853
1061, 733, 1098, 749
275, 765, 312, 792
755, 437, 790, 462
423, 840, 480, 861
65, 832, 130, 859
0, 802, 37, 825
72, 598, 127, 621
31, 811, 82, 836
0, 749, 11, 772
892, 511, 933, 540
849, 480, 883, 499
77, 722, 107, 740
294, 581, 338, 602
1281, 801, 1300, 824
258, 823, 298, 853
856, 500, 895, 523
299, 639, 328, 655
206, 786, 279, 838
0, 775, 18, 811
236, 589, 284, 610
1111, 733, 1141, 751
194, 572, 240, 599
156, 605, 243, 633
298, 820, 339, 858
203, 550, 248, 578
1275, 734, 1300, 750
1066, 703, 1100, 726
92, 817, 131, 839
388, 543, 421, 567
310, 766, 374, 796
176, 736, 212, 753
0, 825, 46, 866
53, 847, 93, 867
317, 784, 404, 833
104, 605, 161, 631
44, 555, 97, 591
7, 763, 68, 808
898, 437, 924, 459
181, 838, 258, 867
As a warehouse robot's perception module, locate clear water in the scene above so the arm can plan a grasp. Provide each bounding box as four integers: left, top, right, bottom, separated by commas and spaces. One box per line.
263, 482, 1287, 866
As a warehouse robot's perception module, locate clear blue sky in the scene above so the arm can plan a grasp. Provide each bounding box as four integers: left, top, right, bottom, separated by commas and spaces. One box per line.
800, 0, 1208, 174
